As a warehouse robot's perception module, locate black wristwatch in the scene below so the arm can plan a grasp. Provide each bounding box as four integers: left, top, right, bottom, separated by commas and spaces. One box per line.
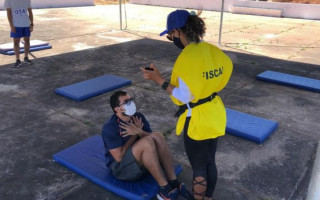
161, 81, 169, 90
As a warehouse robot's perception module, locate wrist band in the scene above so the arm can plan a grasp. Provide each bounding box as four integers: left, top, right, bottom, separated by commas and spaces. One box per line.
161, 81, 169, 90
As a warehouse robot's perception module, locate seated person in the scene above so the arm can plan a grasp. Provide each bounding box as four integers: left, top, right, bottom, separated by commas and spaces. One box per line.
101, 90, 192, 200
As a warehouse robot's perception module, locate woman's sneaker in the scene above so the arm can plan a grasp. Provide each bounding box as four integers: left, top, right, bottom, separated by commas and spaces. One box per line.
24, 57, 33, 64
156, 187, 179, 200
12, 60, 22, 68
178, 182, 194, 200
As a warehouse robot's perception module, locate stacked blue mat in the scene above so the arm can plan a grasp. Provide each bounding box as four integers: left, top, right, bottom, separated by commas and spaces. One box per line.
53, 135, 183, 200
226, 108, 278, 144
257, 70, 320, 92
0, 40, 52, 55
55, 74, 132, 101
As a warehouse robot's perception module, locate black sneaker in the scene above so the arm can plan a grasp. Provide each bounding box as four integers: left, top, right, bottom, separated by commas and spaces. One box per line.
24, 57, 33, 64
156, 187, 179, 200
12, 60, 22, 68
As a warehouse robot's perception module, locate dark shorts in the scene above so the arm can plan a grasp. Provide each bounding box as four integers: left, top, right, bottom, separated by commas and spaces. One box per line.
10, 27, 31, 38
110, 147, 148, 181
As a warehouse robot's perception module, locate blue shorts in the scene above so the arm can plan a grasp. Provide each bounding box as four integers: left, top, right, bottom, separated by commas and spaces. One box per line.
10, 27, 31, 38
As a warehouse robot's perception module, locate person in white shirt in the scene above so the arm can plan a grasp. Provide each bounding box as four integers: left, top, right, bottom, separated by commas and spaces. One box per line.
4, 0, 34, 68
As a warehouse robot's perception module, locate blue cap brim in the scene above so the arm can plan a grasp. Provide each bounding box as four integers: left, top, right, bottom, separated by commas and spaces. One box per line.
159, 30, 168, 36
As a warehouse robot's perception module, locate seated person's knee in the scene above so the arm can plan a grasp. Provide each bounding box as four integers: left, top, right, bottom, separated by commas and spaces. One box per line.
150, 131, 165, 141
139, 135, 156, 149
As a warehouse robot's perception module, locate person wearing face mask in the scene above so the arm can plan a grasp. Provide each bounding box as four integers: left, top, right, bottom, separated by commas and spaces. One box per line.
101, 90, 192, 200
140, 10, 233, 200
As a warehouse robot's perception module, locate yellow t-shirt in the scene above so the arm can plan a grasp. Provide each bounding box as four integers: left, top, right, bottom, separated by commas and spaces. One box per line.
170, 42, 233, 140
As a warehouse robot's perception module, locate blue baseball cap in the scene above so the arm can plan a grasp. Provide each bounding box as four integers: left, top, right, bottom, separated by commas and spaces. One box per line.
160, 10, 190, 36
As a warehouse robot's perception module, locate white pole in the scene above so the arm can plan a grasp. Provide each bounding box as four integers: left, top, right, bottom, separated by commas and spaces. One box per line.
218, 0, 225, 46
119, 0, 122, 30
307, 142, 320, 200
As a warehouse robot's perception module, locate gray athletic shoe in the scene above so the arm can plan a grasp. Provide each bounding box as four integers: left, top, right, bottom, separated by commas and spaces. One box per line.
12, 60, 22, 68
24, 57, 33, 64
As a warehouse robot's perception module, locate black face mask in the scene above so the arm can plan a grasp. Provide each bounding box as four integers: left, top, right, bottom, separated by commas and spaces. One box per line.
173, 37, 185, 49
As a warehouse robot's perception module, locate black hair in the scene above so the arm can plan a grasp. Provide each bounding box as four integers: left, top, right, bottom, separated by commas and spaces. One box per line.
181, 11, 206, 43
110, 90, 127, 113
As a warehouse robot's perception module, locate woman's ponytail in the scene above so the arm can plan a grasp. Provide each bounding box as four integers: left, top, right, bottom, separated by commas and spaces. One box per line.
182, 11, 206, 43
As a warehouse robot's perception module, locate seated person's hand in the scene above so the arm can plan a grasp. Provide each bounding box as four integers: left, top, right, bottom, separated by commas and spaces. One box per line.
132, 116, 144, 129
119, 121, 142, 137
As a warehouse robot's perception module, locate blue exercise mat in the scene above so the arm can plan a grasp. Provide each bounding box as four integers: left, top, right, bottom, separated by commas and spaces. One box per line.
55, 75, 132, 101
226, 108, 278, 144
0, 40, 49, 51
0, 45, 52, 55
53, 135, 183, 200
257, 70, 320, 92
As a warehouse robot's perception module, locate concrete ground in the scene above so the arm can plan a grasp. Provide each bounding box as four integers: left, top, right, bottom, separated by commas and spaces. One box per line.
0, 4, 319, 200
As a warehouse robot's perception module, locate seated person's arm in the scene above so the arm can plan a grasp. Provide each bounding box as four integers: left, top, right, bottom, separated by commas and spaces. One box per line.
137, 131, 150, 138
119, 121, 149, 138
109, 135, 138, 162
120, 116, 151, 138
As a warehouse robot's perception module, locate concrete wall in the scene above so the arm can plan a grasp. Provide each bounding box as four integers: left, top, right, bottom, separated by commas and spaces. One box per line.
0, 0, 95, 10
232, 0, 320, 20
129, 0, 320, 20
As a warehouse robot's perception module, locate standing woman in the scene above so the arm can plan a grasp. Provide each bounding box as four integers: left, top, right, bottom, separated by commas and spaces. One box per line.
141, 10, 233, 200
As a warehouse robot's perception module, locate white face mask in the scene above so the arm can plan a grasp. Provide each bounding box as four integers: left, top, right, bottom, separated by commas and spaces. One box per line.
123, 101, 136, 116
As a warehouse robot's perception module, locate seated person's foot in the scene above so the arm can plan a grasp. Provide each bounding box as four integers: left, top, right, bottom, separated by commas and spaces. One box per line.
157, 184, 179, 200
12, 59, 22, 68
24, 57, 33, 64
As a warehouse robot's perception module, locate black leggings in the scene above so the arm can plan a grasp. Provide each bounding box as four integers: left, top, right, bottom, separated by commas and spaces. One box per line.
183, 117, 219, 198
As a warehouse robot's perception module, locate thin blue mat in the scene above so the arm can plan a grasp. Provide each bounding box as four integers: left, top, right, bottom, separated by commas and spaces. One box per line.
55, 75, 132, 101
53, 135, 183, 200
0, 45, 52, 55
257, 70, 320, 92
226, 108, 278, 144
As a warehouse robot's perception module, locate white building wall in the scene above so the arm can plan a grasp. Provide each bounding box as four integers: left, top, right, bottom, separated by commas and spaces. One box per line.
0, 0, 95, 10
129, 0, 320, 20
1, 0, 319, 20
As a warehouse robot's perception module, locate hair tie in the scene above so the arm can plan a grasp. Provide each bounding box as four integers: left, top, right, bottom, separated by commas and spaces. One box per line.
189, 11, 196, 16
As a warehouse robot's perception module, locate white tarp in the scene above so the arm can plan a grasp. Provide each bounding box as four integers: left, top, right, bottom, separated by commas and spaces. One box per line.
0, 0, 95, 10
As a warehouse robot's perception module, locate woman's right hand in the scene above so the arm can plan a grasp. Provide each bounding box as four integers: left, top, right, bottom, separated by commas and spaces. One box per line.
140, 64, 165, 85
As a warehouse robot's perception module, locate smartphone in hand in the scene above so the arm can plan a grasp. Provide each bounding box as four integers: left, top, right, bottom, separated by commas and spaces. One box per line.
145, 67, 154, 71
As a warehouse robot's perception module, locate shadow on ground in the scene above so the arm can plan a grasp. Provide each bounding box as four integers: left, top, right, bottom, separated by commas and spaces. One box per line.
0, 38, 319, 200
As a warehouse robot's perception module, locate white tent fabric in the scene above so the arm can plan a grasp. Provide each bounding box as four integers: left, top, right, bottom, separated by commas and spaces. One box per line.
120, 0, 226, 45
129, 0, 228, 12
